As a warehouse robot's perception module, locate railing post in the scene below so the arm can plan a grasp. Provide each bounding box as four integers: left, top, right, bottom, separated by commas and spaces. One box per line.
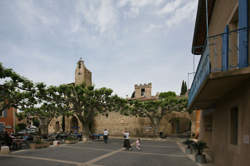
238, 0, 248, 68
222, 25, 229, 71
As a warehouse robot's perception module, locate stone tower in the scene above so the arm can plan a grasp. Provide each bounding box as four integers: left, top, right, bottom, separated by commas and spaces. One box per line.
134, 83, 152, 98
75, 58, 92, 86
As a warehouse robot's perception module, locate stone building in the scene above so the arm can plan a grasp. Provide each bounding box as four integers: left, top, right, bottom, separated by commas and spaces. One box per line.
0, 107, 17, 133
49, 59, 191, 137
188, 0, 250, 165
75, 58, 92, 86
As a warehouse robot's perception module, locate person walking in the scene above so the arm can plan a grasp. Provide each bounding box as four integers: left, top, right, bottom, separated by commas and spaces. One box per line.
103, 129, 109, 144
123, 130, 131, 150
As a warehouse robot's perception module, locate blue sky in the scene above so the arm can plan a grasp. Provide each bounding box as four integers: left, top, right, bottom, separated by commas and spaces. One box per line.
0, 0, 199, 97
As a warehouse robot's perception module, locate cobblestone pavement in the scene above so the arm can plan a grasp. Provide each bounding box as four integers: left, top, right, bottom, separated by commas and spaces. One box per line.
0, 139, 198, 166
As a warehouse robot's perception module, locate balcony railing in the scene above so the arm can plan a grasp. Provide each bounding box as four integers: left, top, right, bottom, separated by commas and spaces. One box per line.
188, 27, 249, 107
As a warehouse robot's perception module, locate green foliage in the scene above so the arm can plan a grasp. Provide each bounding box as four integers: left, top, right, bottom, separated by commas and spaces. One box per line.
180, 80, 188, 96
159, 91, 176, 99
65, 136, 77, 141
192, 141, 208, 155
183, 139, 195, 148
32, 119, 40, 127
16, 123, 27, 132
0, 62, 37, 114
126, 92, 188, 136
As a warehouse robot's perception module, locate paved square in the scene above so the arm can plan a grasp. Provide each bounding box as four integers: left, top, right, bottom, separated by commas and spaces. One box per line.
0, 139, 197, 166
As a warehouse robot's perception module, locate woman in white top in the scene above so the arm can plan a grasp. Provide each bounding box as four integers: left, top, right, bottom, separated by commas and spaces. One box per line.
123, 130, 131, 150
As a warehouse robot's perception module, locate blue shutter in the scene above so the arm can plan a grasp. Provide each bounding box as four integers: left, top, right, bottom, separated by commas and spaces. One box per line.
238, 0, 249, 68
222, 25, 229, 71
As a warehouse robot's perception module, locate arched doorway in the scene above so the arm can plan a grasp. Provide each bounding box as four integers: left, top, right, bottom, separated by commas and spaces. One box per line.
55, 121, 60, 132
169, 117, 191, 134
71, 116, 79, 133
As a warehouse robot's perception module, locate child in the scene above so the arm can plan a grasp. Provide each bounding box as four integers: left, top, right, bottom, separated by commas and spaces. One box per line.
136, 138, 141, 151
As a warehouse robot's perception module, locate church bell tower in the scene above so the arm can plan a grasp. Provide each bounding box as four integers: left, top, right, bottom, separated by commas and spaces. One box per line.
75, 58, 92, 86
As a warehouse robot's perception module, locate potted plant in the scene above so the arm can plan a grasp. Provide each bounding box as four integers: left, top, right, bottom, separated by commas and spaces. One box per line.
183, 139, 194, 154
192, 141, 208, 163
65, 136, 78, 144
29, 136, 50, 149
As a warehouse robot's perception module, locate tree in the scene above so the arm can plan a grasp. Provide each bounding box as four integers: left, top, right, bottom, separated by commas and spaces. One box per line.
180, 80, 187, 96
0, 62, 37, 114
127, 92, 188, 136
56, 83, 120, 137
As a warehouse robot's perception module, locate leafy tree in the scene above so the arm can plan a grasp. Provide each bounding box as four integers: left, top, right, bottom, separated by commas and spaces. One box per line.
0, 63, 37, 114
180, 80, 187, 96
159, 91, 176, 99
56, 83, 122, 137
127, 92, 188, 136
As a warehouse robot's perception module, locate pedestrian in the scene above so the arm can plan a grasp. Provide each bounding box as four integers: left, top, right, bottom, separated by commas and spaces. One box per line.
136, 138, 141, 151
4, 131, 12, 147
103, 129, 109, 144
123, 129, 131, 150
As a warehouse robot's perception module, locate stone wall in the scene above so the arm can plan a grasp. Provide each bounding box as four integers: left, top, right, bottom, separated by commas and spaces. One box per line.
48, 111, 191, 137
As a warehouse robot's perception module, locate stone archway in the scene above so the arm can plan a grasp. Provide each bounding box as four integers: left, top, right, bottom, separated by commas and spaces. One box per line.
70, 116, 79, 133
169, 117, 191, 134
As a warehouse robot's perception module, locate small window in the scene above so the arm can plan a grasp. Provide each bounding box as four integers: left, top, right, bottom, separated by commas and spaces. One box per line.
230, 107, 238, 145
0, 109, 7, 118
141, 88, 145, 96
78, 72, 81, 75
78, 62, 81, 69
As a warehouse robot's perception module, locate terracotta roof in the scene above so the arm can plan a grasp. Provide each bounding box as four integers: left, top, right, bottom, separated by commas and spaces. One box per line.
128, 96, 158, 101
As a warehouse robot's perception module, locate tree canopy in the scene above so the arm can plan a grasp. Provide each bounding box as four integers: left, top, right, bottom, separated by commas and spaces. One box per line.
126, 92, 188, 136
0, 63, 37, 113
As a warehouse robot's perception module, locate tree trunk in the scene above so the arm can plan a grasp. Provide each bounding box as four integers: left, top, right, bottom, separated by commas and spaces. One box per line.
39, 117, 51, 138
148, 116, 160, 137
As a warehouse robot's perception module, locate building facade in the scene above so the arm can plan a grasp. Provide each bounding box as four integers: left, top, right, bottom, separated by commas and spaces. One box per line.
75, 58, 92, 86
189, 0, 249, 165
0, 108, 16, 133
48, 59, 191, 137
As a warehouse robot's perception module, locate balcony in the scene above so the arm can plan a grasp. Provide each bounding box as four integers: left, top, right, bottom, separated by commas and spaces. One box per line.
188, 27, 250, 109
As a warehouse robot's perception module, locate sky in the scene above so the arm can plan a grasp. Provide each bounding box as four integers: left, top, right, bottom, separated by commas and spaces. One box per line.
0, 0, 200, 97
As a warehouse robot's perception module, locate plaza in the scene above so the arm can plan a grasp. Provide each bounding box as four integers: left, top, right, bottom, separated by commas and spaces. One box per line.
0, 139, 196, 166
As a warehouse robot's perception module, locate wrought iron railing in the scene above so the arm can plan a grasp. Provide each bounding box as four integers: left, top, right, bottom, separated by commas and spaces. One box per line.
188, 27, 249, 107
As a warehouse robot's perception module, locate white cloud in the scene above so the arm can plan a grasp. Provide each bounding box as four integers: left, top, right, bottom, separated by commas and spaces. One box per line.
77, 0, 118, 33
165, 0, 197, 27
16, 0, 59, 29
144, 24, 163, 33
156, 0, 184, 15
118, 0, 163, 8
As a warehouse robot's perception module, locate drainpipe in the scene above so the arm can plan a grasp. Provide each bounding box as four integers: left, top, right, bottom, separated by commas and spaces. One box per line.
205, 0, 209, 44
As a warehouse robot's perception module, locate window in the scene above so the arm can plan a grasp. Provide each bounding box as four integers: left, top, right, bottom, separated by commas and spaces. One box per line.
141, 88, 145, 97
230, 107, 238, 145
0, 109, 7, 118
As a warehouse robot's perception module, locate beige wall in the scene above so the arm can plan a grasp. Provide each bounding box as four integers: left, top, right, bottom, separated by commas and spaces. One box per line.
48, 116, 83, 134
200, 80, 250, 166
94, 111, 191, 137
208, 0, 238, 72
49, 111, 192, 137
